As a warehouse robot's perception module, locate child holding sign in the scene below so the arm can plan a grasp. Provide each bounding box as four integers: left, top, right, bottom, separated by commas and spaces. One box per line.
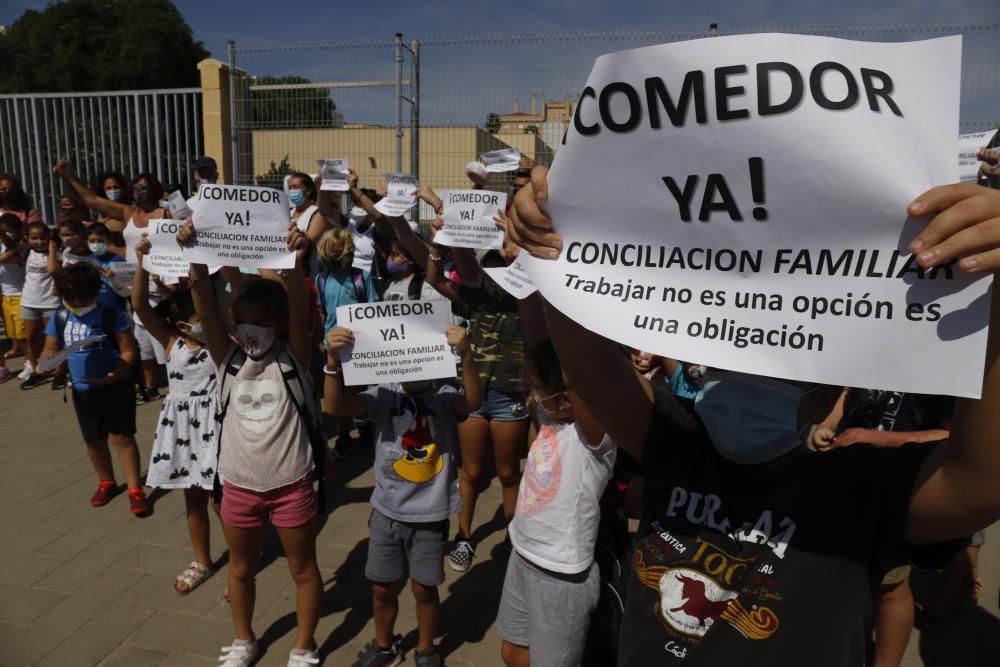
179, 221, 323, 667
132, 238, 220, 595
40, 262, 148, 515
324, 323, 482, 667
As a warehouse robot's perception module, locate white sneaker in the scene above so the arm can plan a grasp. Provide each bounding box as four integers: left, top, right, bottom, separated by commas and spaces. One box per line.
17, 361, 32, 381
287, 647, 321, 666
219, 639, 258, 667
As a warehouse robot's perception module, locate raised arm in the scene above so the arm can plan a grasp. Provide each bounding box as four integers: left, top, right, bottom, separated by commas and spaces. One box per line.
349, 170, 394, 238
53, 160, 131, 222
448, 325, 482, 416
131, 238, 176, 349
322, 327, 369, 418
890, 184, 1000, 544
178, 221, 230, 366
425, 243, 463, 305
388, 215, 430, 269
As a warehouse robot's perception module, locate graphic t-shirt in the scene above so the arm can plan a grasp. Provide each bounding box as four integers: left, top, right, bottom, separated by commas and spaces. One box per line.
508, 419, 616, 574
0, 242, 26, 296
44, 306, 131, 391
619, 404, 934, 666
456, 274, 524, 394
362, 384, 462, 523
21, 249, 60, 309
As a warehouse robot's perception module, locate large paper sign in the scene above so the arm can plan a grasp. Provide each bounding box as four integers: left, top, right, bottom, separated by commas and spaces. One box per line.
38, 335, 105, 373
484, 256, 537, 300
374, 173, 419, 217
958, 130, 994, 183
144, 219, 190, 277
107, 261, 138, 296
335, 299, 457, 386
184, 184, 293, 270
317, 159, 349, 191
526, 34, 989, 397
480, 148, 522, 172
435, 190, 508, 250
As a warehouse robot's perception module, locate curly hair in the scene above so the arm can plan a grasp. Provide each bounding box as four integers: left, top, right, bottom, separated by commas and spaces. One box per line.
54, 261, 102, 302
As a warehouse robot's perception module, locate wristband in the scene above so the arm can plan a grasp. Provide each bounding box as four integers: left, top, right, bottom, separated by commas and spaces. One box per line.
323, 365, 341, 376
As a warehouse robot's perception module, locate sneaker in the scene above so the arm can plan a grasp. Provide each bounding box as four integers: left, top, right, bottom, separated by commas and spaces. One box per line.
136, 387, 161, 405
287, 647, 322, 666
50, 373, 67, 390
128, 488, 151, 516
91, 480, 119, 507
19, 373, 41, 390
17, 361, 32, 381
0, 367, 9, 384
352, 637, 402, 667
414, 647, 443, 667
219, 639, 258, 667
447, 538, 475, 572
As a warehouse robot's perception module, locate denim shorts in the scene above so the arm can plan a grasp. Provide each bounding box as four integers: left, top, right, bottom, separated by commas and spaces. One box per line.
468, 389, 528, 422
19, 305, 57, 321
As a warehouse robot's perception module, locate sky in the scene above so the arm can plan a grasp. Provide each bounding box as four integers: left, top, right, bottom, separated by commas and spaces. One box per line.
1, 0, 998, 59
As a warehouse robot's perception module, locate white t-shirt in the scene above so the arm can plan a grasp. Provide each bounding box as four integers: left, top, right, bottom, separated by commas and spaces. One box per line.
508, 419, 616, 574
0, 243, 26, 296
21, 249, 60, 309
348, 215, 376, 273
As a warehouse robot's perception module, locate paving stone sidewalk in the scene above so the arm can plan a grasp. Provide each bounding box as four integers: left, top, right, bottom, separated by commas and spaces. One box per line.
1, 375, 999, 666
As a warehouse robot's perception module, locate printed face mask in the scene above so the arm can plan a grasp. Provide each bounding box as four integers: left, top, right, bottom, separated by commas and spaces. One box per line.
288, 189, 306, 206
63, 300, 97, 317
694, 371, 816, 465
233, 323, 276, 358
105, 188, 122, 201
88, 241, 108, 256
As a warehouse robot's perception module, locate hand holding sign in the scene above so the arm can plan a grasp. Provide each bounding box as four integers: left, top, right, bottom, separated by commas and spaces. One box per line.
374, 173, 420, 217
144, 219, 190, 277
318, 159, 350, 191
435, 190, 508, 250
480, 148, 522, 173
37, 335, 105, 373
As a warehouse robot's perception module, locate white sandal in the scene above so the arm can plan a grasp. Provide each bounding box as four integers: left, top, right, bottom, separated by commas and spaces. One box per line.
175, 561, 212, 595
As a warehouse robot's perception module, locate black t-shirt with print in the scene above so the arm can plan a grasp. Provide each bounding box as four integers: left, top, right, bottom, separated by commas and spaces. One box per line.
619, 405, 935, 666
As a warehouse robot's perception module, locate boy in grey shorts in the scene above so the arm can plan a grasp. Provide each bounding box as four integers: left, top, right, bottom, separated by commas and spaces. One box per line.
324, 324, 483, 667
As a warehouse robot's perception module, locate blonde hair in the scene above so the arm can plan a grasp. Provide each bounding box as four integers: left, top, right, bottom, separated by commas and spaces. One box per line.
316, 227, 355, 266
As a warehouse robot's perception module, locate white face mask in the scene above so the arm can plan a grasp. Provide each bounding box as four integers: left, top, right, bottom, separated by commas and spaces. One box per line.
233, 323, 276, 358
350, 206, 367, 219
105, 188, 122, 201
693, 371, 813, 465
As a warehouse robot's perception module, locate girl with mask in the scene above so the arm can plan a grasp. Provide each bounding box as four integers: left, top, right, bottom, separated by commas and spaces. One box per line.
132, 238, 220, 596
287, 172, 327, 277
84, 223, 129, 314
0, 173, 42, 226
18, 222, 60, 390
92, 170, 133, 254
178, 221, 323, 667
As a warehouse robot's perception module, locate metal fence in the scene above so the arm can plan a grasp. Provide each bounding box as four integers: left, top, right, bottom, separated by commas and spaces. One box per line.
229, 21, 1000, 221
0, 88, 203, 223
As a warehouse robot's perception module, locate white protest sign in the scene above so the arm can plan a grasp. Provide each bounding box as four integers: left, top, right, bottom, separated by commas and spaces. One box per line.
38, 335, 105, 373
108, 261, 138, 296
144, 219, 190, 277
484, 256, 538, 300
374, 173, 419, 217
480, 147, 522, 172
317, 159, 349, 191
526, 33, 989, 398
167, 190, 193, 220
958, 130, 994, 183
184, 184, 293, 270
435, 190, 508, 250
335, 299, 457, 386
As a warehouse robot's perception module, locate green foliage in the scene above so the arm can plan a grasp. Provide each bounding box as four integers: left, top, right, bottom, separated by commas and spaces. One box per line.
0, 0, 209, 93
250, 75, 339, 128
255, 154, 295, 190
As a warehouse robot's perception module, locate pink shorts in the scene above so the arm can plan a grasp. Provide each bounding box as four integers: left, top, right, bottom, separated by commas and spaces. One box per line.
220, 475, 317, 529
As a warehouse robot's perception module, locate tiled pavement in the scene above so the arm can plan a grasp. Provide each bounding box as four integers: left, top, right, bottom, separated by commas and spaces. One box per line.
1, 375, 998, 666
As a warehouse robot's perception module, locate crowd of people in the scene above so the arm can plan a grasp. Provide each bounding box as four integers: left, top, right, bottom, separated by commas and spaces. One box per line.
0, 134, 997, 667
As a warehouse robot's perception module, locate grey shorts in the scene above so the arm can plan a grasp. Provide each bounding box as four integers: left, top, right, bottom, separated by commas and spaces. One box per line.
365, 508, 449, 587
496, 553, 599, 666
20, 305, 57, 321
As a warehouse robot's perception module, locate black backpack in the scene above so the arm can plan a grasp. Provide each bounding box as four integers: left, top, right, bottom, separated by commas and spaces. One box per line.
215, 345, 329, 512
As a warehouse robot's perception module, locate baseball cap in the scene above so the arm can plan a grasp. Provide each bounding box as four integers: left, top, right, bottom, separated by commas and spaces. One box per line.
194, 156, 217, 171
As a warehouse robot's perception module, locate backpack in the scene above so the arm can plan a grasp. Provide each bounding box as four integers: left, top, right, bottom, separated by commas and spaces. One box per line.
215, 345, 329, 512
316, 267, 368, 306
55, 305, 121, 353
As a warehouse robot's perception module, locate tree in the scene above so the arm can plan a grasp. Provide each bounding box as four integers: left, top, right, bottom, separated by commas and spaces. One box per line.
250, 76, 340, 128
255, 155, 295, 190
485, 112, 501, 134
0, 0, 209, 93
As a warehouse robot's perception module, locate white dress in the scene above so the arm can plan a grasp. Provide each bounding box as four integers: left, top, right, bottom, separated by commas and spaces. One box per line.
146, 338, 221, 489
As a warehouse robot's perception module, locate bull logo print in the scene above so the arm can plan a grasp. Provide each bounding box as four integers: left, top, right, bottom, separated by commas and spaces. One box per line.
634, 553, 779, 641
391, 411, 443, 484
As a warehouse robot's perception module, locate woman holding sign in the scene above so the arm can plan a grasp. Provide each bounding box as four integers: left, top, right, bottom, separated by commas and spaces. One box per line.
510, 167, 1000, 667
